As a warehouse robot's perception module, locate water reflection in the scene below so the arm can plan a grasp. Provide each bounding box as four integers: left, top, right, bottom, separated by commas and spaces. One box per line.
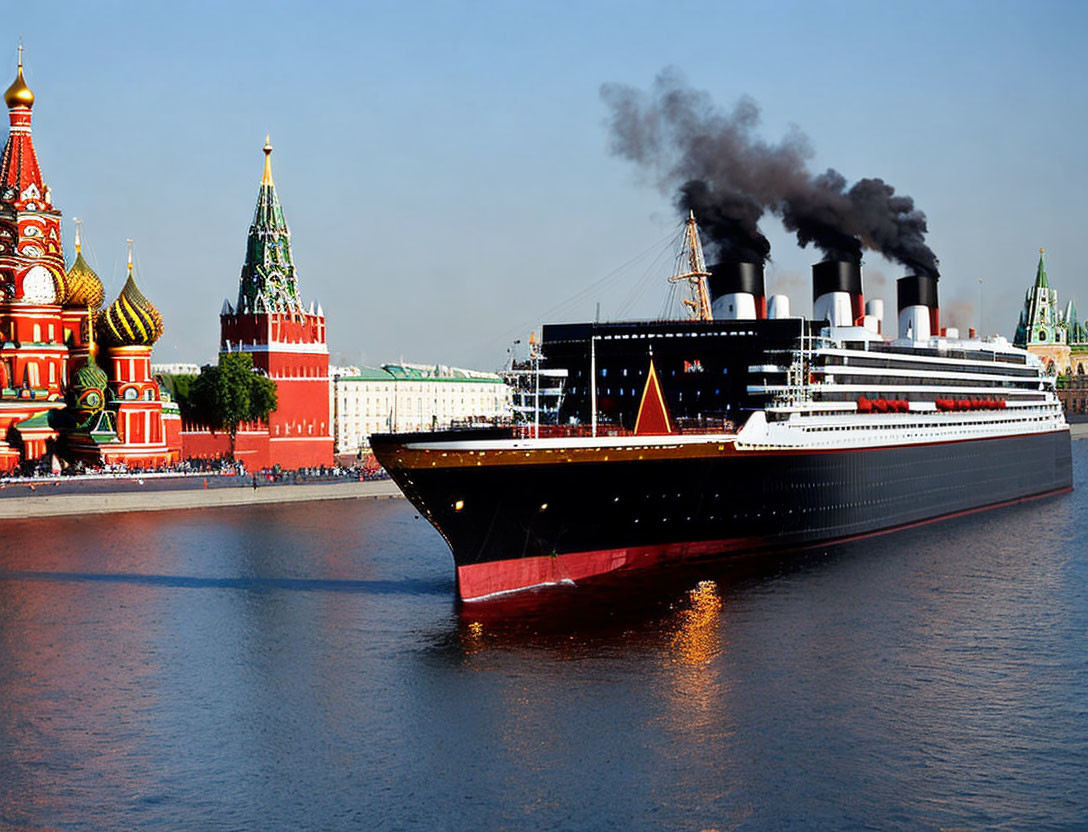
669, 580, 724, 667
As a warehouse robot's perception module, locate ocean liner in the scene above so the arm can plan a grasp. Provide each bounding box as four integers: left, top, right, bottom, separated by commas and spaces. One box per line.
371, 217, 1072, 601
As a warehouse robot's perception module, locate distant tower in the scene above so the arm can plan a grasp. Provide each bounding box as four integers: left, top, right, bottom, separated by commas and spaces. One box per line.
1015, 249, 1066, 347
219, 138, 332, 468
1015, 248, 1071, 374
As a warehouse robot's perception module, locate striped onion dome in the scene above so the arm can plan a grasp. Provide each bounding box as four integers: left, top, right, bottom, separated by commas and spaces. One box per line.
72, 355, 109, 391
65, 250, 105, 308
99, 272, 164, 347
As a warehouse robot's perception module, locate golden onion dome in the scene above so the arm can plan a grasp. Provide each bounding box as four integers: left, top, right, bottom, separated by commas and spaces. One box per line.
65, 250, 105, 308
99, 271, 164, 347
5, 50, 34, 109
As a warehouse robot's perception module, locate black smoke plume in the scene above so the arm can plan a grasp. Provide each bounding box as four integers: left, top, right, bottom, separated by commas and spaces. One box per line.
601, 69, 940, 278
780, 168, 862, 264
677, 179, 769, 263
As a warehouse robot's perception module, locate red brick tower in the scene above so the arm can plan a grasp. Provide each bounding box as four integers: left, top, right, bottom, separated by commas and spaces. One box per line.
218, 138, 332, 469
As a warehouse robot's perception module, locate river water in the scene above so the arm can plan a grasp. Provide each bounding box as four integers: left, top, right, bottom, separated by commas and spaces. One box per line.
1, 444, 1086, 831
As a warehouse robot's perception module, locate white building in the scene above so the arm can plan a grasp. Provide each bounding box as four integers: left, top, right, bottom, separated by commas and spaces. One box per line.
330, 363, 511, 456
150, 362, 201, 376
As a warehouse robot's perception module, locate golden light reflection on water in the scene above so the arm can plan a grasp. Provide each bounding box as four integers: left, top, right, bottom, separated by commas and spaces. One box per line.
460, 620, 485, 653
657, 579, 745, 829
670, 580, 724, 667
661, 578, 729, 731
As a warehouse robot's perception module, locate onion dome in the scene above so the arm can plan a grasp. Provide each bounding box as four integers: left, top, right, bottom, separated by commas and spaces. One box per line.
71, 309, 109, 415
4, 47, 33, 109
70, 354, 108, 416
99, 243, 164, 347
73, 356, 108, 391
65, 222, 105, 308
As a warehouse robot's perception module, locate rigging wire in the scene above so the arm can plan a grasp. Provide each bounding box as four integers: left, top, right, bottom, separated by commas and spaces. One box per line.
614, 225, 685, 321
481, 228, 678, 359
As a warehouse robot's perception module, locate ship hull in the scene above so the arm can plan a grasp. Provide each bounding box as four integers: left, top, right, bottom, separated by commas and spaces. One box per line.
372, 428, 1072, 601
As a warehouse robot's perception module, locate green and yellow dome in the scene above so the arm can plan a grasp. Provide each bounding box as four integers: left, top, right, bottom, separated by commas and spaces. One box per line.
70, 354, 109, 416
99, 271, 164, 347
73, 356, 108, 390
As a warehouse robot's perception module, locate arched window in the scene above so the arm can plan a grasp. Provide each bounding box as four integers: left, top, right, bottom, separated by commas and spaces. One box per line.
33, 324, 41, 342
27, 362, 40, 387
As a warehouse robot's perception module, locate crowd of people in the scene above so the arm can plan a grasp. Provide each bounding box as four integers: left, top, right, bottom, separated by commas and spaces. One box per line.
0, 455, 389, 484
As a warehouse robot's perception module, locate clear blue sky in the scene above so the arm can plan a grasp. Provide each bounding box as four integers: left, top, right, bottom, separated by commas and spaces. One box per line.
7, 0, 1088, 368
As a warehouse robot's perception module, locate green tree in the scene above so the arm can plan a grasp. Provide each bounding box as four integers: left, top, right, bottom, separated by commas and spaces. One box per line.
159, 373, 198, 416
191, 352, 278, 459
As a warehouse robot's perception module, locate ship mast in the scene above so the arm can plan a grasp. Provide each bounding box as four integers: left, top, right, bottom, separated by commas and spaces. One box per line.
669, 211, 713, 321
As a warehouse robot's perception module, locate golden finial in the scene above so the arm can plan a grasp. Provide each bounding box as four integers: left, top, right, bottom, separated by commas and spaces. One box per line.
1040, 247, 1045, 254
87, 304, 96, 357
74, 218, 82, 254
5, 42, 35, 109
126, 238, 134, 274
261, 134, 274, 186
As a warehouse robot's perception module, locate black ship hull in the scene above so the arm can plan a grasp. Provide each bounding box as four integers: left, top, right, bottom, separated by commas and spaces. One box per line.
371, 428, 1073, 601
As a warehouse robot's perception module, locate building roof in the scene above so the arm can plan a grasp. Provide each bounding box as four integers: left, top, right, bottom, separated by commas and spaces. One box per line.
65, 222, 105, 308
1034, 248, 1049, 290
335, 363, 505, 384
381, 362, 504, 383
1, 48, 44, 198
100, 250, 164, 347
337, 365, 396, 382
236, 138, 304, 314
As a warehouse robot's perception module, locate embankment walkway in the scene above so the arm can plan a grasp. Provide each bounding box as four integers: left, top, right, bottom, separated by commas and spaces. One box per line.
2, 423, 1084, 521
0, 479, 403, 520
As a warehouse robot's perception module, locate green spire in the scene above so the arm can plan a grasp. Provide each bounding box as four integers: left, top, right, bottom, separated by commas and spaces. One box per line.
1034, 248, 1049, 290
236, 136, 304, 313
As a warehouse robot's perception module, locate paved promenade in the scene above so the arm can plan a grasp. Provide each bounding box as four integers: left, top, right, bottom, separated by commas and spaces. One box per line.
0, 479, 403, 520
1, 423, 1084, 521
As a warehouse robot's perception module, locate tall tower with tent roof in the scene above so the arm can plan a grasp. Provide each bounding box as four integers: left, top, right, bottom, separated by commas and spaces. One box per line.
218, 137, 332, 468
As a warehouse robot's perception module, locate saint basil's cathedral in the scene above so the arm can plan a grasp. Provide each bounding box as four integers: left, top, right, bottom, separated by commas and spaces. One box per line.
0, 49, 332, 471
0, 50, 179, 470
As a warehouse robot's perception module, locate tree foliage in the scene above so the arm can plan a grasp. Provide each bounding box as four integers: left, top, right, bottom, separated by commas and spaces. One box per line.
191, 353, 278, 452
160, 373, 198, 416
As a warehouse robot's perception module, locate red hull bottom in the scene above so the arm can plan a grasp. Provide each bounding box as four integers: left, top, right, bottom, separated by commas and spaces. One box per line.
455, 486, 1072, 602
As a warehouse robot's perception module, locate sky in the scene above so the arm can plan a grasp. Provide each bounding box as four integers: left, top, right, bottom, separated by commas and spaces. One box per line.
5, 0, 1088, 370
